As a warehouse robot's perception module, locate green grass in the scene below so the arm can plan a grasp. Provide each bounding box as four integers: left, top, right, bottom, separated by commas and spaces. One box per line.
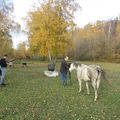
0, 61, 120, 120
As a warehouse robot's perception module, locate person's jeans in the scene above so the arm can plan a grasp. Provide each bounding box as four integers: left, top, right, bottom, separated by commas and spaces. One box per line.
60, 73, 67, 86
0, 67, 7, 84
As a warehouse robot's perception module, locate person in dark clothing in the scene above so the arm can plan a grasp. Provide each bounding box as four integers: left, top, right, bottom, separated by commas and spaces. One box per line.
60, 56, 69, 86
0, 55, 8, 86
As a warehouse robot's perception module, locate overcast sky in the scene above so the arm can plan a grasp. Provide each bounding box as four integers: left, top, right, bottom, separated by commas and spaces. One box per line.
75, 0, 120, 27
12, 0, 120, 48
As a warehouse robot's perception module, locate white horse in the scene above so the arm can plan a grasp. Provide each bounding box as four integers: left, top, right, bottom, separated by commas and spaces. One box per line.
69, 62, 105, 101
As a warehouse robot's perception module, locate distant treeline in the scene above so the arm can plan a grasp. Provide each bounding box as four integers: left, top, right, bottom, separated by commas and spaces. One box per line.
1, 0, 120, 62
69, 19, 120, 62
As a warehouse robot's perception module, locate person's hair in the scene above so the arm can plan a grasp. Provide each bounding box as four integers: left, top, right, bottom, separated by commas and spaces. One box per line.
64, 56, 68, 61
4, 54, 8, 57
3, 54, 7, 59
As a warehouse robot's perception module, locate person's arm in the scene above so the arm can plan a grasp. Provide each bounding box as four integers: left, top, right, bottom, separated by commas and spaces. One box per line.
64, 61, 68, 71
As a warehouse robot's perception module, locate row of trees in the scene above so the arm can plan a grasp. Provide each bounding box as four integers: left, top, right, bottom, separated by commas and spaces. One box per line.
1, 0, 120, 62
26, 0, 120, 62
18, 18, 120, 62
72, 19, 120, 61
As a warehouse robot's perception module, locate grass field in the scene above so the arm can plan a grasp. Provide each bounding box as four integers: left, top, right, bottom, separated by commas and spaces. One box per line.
0, 61, 120, 120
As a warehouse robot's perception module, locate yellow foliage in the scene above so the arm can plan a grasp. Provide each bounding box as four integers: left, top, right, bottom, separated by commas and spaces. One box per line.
26, 0, 79, 58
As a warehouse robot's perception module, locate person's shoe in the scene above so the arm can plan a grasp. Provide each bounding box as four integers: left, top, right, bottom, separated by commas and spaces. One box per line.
2, 83, 6, 86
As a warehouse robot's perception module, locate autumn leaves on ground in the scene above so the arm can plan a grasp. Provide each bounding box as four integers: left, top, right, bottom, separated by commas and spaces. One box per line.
0, 61, 120, 120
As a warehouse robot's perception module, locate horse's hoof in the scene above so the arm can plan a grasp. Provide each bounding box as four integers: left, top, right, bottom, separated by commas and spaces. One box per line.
94, 98, 97, 101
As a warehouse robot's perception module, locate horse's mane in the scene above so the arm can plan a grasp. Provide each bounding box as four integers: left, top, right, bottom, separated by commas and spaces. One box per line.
73, 61, 81, 68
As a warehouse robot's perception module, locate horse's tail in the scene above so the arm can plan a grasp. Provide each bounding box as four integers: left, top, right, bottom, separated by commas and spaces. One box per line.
96, 67, 106, 81
96, 67, 120, 91
98, 69, 112, 87
99, 69, 120, 91
100, 69, 106, 80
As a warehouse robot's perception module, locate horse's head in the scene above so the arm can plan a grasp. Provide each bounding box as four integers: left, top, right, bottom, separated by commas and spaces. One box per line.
69, 62, 79, 72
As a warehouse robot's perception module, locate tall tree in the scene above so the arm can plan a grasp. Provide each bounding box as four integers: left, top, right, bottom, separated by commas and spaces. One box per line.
0, 0, 14, 56
27, 0, 80, 60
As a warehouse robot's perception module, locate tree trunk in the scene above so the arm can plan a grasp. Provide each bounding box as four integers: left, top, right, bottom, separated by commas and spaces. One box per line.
48, 50, 52, 62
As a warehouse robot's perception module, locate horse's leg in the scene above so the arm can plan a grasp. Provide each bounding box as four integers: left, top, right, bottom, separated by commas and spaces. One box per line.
78, 79, 82, 93
94, 72, 102, 101
94, 88, 98, 101
97, 79, 101, 90
96, 73, 101, 89
86, 82, 90, 95
92, 80, 98, 101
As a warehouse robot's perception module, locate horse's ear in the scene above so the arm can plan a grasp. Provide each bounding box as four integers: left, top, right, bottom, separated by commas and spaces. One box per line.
72, 61, 76, 65
73, 61, 79, 67
68, 62, 71, 68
